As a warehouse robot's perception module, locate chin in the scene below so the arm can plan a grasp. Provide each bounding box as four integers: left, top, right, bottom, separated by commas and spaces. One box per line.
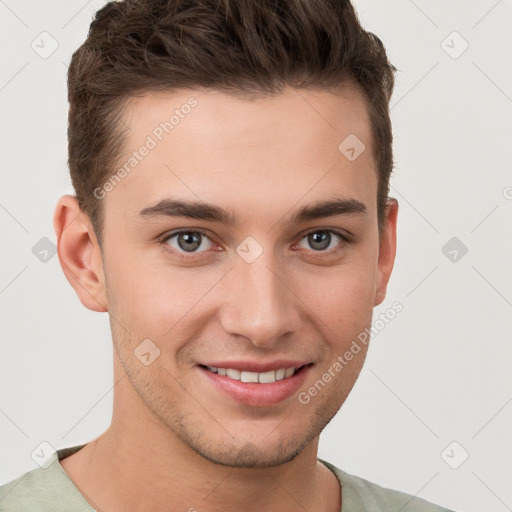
189, 438, 309, 468
176, 410, 333, 469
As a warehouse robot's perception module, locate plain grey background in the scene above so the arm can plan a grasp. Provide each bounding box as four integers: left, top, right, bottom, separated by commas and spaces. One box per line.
1, 1, 511, 511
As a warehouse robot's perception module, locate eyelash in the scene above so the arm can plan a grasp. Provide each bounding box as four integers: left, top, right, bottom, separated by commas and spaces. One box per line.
158, 228, 351, 261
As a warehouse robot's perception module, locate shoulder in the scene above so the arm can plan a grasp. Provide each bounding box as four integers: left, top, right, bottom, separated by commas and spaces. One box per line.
0, 465, 53, 511
319, 459, 456, 512
0, 445, 91, 512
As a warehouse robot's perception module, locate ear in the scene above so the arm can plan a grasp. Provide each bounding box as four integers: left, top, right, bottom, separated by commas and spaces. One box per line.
53, 195, 108, 312
374, 198, 398, 306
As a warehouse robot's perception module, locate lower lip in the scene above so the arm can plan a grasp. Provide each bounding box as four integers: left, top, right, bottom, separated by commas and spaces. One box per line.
198, 365, 312, 407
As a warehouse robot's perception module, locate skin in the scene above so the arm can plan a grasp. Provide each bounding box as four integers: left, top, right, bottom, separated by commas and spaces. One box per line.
54, 83, 398, 512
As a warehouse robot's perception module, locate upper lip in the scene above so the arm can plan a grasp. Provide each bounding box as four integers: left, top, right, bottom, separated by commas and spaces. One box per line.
198, 360, 312, 373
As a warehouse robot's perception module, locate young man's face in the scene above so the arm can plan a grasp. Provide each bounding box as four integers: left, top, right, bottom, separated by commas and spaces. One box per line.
60, 84, 397, 467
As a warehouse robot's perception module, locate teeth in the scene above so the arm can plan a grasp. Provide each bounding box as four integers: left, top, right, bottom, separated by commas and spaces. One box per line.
226, 368, 241, 380
284, 367, 295, 378
241, 371, 259, 383
258, 370, 276, 383
205, 366, 298, 383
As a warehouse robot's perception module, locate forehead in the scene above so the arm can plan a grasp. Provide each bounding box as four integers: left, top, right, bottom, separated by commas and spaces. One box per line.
104, 84, 377, 226
122, 84, 372, 155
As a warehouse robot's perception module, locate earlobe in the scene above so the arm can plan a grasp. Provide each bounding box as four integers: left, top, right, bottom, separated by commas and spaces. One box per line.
373, 198, 398, 307
53, 195, 108, 312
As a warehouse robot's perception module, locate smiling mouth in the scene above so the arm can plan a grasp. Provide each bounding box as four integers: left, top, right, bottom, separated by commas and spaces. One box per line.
199, 364, 310, 384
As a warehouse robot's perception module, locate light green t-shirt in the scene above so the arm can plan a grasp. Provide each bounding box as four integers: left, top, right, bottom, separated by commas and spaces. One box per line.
0, 444, 455, 511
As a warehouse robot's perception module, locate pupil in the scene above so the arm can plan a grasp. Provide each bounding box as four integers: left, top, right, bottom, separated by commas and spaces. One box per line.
178, 232, 201, 252
309, 231, 330, 251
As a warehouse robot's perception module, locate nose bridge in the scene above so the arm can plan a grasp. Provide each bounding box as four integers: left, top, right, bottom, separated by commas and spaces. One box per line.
219, 250, 300, 347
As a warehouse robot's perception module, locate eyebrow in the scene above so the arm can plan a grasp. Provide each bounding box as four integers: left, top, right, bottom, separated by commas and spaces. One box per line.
139, 197, 367, 225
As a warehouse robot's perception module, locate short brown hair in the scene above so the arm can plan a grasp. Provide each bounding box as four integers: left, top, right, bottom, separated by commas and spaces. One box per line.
67, 0, 397, 245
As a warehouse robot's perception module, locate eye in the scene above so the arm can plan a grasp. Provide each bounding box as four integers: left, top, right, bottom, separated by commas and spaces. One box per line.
296, 229, 347, 253
162, 229, 214, 254
158, 227, 350, 260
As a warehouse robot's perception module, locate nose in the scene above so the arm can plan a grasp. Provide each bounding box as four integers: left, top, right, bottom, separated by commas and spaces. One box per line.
218, 251, 301, 349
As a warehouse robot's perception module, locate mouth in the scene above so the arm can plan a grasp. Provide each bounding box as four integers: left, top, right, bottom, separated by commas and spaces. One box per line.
199, 364, 309, 383
197, 362, 313, 406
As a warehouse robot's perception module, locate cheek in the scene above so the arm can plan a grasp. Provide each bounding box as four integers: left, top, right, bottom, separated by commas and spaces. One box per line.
103, 246, 166, 335
300, 257, 377, 332
104, 249, 222, 343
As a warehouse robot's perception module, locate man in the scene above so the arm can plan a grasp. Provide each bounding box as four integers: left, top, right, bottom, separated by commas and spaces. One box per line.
0, 0, 456, 510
